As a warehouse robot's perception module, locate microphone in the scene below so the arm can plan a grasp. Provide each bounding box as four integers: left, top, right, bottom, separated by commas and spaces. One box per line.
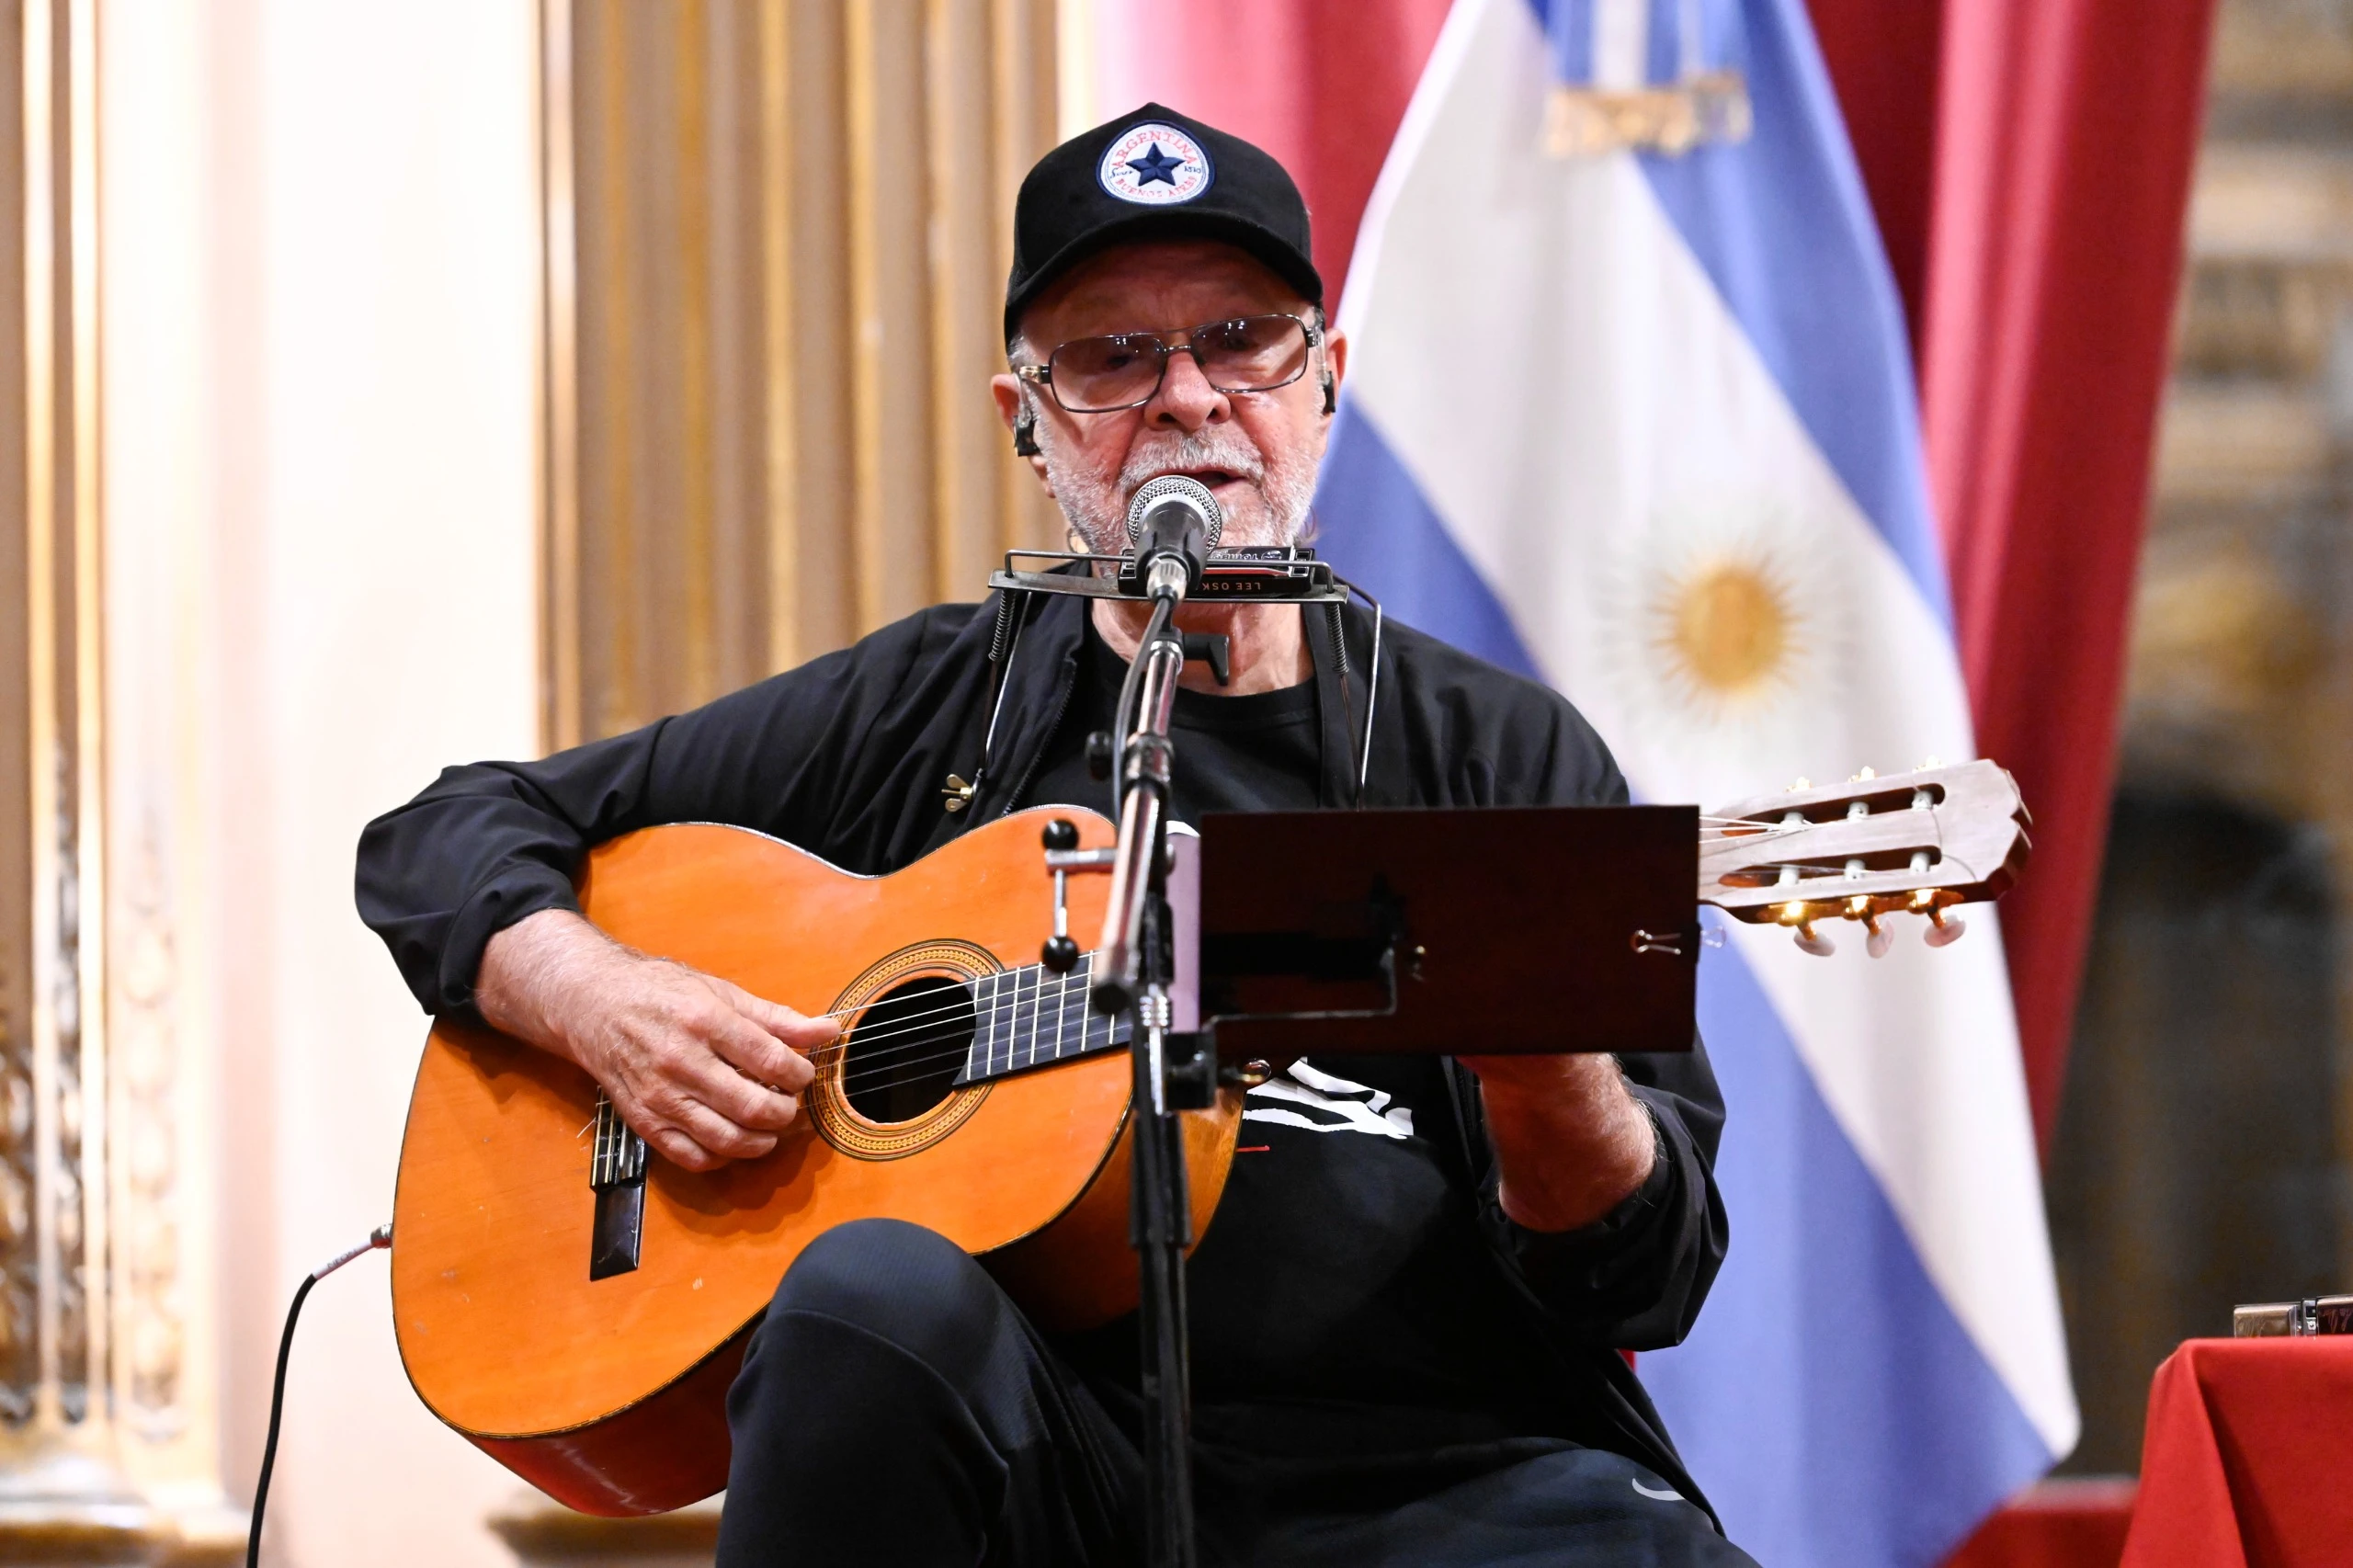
1124, 475, 1223, 600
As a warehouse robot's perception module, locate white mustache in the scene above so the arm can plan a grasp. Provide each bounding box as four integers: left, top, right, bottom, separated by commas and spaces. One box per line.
1119, 430, 1267, 496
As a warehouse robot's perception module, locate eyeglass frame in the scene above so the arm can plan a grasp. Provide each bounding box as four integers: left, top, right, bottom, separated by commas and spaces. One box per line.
1011, 312, 1326, 415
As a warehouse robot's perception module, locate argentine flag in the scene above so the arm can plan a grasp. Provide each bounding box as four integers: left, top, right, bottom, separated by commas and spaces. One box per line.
1313, 1, 2078, 1562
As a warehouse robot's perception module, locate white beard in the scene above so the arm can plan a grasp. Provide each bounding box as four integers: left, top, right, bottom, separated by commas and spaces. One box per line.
1038, 419, 1318, 554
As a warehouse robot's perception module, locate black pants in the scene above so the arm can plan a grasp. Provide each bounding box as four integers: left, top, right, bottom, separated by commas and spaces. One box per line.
715, 1218, 1756, 1567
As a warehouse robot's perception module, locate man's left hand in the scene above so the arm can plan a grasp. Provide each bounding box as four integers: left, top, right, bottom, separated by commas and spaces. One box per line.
1461, 1052, 1656, 1233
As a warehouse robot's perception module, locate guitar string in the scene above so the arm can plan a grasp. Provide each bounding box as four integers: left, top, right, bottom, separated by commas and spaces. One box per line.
780, 835, 1953, 1059
792, 969, 1074, 1028
594, 1023, 1102, 1151
760, 851, 1984, 1096
801, 851, 1963, 1096
831, 1029, 1126, 1095
790, 971, 1082, 1046
588, 813, 1952, 1114
744, 816, 1860, 1043
800, 981, 1114, 1078
796, 970, 1101, 1067
794, 963, 1131, 1087
774, 820, 1848, 1038
741, 842, 1974, 1083
643, 812, 1874, 1062
786, 957, 1108, 1041
595, 809, 1962, 1135
822, 869, 1973, 1089
624, 912, 1984, 1138
586, 1005, 1114, 1153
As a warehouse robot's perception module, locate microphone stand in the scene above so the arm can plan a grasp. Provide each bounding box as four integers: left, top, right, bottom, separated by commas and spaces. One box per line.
1004, 495, 1371, 1568
1091, 553, 1198, 1568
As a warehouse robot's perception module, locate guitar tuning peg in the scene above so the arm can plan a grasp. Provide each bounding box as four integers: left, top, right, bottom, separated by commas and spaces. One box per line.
1789, 777, 1811, 792
1852, 766, 1877, 782
1844, 895, 1893, 958
1917, 754, 1943, 771
1777, 900, 1835, 955
1923, 908, 1966, 948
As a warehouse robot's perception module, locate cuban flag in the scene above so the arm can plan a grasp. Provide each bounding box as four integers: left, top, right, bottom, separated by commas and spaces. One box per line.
1313, 0, 2078, 1562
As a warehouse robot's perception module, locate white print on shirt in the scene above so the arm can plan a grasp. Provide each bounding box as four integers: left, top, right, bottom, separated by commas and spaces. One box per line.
1242, 1058, 1415, 1140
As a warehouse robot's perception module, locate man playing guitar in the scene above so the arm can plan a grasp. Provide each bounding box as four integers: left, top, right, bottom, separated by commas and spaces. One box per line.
358, 106, 1751, 1568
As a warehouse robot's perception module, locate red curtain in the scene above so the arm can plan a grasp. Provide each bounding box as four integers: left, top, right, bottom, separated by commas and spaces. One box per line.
1115, 0, 2215, 1149
1908, 1, 2216, 1150
1810, 0, 2216, 1149
1094, 0, 1452, 307
1756, 0, 2220, 1150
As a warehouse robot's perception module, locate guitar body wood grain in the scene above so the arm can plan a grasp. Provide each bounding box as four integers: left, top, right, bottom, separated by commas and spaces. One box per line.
390, 808, 1241, 1516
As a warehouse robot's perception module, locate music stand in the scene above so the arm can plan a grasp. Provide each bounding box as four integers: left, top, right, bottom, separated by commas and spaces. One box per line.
1186, 805, 1700, 1059
1013, 538, 1700, 1566
1087, 803, 1698, 1567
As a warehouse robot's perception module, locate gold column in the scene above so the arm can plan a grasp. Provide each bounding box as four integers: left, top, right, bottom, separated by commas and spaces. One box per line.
547, 0, 1065, 749
0, 2, 236, 1555
539, 0, 584, 754
9, 0, 116, 1481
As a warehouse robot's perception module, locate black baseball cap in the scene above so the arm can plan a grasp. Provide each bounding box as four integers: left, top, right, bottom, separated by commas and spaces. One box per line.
1004, 104, 1324, 345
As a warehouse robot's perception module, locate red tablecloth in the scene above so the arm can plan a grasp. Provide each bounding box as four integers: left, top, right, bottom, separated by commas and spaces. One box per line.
2119, 1337, 2353, 1568
1945, 1478, 2134, 1568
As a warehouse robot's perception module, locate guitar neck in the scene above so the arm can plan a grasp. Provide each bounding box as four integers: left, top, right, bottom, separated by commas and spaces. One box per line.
960, 949, 1132, 1085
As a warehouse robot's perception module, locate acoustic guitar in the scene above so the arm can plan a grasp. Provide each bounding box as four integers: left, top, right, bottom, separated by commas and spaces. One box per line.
390, 763, 2028, 1515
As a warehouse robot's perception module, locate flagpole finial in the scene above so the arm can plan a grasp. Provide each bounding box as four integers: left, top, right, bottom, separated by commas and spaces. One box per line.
1543, 71, 1752, 160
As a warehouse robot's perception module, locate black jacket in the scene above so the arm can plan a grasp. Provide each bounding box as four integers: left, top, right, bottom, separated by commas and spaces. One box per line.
355, 585, 1732, 1521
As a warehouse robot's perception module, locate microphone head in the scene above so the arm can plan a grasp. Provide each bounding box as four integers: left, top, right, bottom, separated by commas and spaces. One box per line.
1125, 474, 1223, 552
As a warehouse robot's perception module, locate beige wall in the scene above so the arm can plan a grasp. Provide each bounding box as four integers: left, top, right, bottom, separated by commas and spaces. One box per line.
103, 1, 540, 1562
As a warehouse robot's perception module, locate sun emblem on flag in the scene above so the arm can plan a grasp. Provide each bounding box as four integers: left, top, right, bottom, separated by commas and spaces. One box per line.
1599, 502, 1847, 748
1651, 552, 1799, 712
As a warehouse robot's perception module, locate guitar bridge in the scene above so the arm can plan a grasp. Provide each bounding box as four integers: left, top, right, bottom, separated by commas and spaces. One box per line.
588, 1094, 649, 1279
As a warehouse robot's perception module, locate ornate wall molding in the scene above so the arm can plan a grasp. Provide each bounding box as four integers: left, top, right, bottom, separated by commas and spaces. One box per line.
0, 1, 235, 1556
7, 0, 116, 1467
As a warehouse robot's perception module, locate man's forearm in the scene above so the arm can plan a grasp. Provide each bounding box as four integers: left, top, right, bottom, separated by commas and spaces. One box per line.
476, 906, 621, 1063
1470, 1054, 1656, 1233
474, 907, 830, 1172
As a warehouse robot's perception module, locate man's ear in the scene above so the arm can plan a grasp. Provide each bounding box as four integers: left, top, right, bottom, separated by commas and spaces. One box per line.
990, 373, 1051, 480
1321, 328, 1349, 417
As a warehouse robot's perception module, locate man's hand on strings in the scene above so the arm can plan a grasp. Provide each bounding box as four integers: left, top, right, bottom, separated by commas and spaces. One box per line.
475, 907, 835, 1172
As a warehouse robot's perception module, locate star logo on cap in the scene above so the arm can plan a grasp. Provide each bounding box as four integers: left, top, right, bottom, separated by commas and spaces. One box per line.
1097, 121, 1214, 206
1125, 142, 1184, 187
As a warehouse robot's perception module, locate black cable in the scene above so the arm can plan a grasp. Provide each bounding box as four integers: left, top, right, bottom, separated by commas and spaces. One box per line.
245, 1273, 313, 1568
248, 1224, 391, 1568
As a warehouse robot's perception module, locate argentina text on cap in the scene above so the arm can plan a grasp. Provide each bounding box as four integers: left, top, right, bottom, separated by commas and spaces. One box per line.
1097, 122, 1214, 206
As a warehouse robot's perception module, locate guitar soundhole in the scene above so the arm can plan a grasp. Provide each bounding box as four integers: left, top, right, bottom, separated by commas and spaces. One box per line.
843, 974, 975, 1124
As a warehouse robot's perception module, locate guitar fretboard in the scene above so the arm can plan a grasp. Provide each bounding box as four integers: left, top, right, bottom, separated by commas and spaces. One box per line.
956, 950, 1131, 1085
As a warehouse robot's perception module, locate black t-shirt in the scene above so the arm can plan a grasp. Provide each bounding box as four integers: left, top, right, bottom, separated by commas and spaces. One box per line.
1026, 621, 1573, 1492
1023, 616, 1325, 824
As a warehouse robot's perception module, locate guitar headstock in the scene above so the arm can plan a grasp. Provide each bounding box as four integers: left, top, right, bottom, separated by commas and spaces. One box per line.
1699, 759, 2031, 958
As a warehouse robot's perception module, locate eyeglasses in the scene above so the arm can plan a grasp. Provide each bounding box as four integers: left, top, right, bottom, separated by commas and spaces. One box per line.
1014, 313, 1321, 415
